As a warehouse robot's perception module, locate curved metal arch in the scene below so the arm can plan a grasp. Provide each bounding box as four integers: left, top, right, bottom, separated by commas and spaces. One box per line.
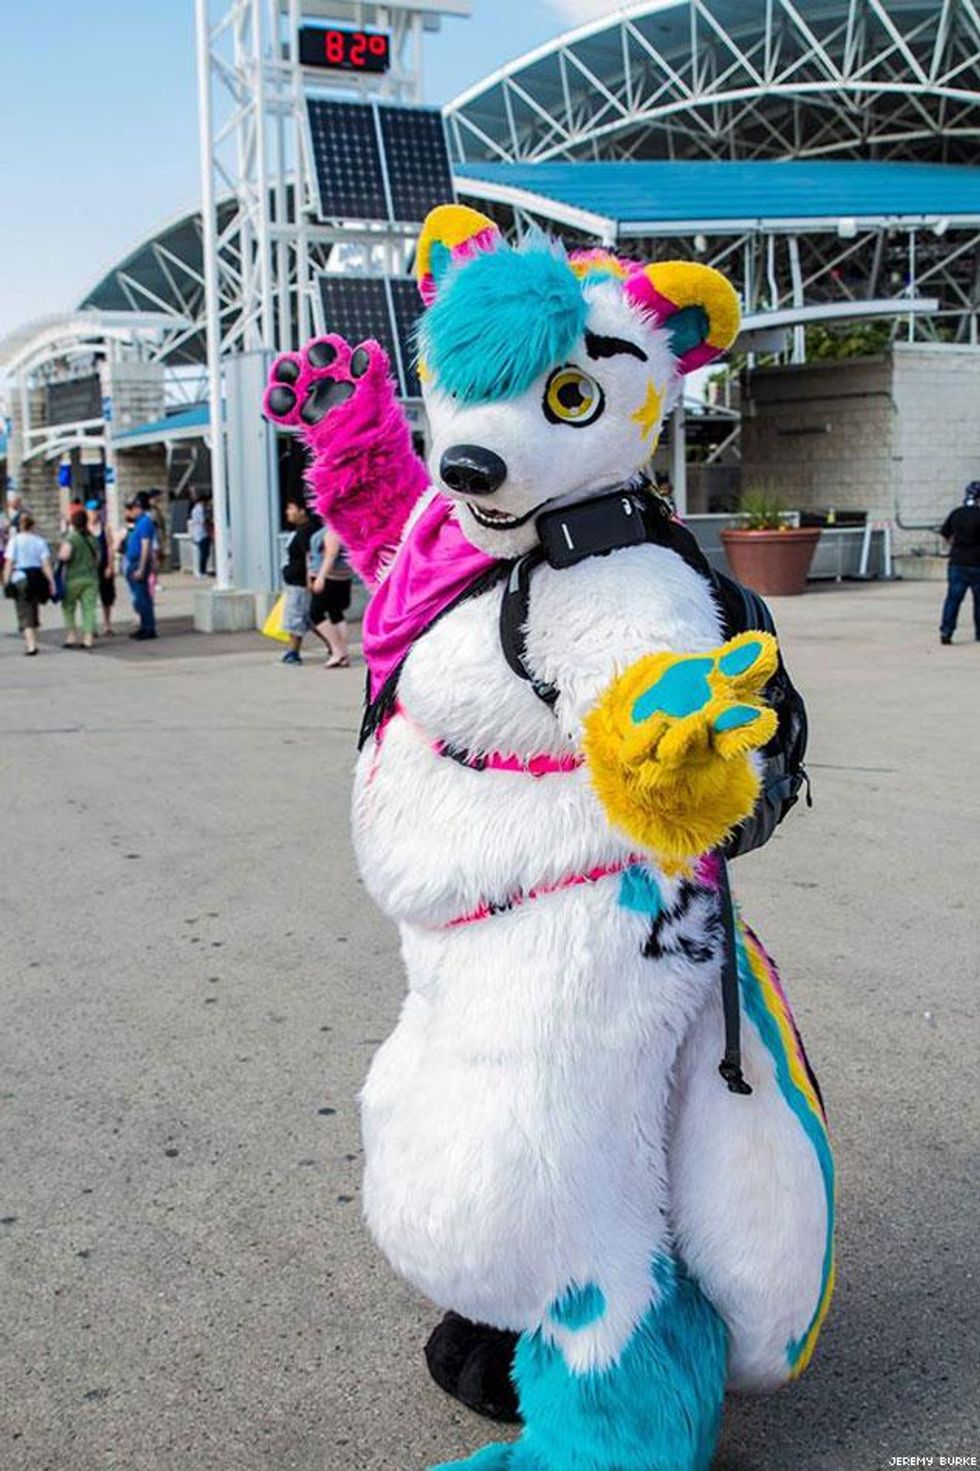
445, 0, 980, 166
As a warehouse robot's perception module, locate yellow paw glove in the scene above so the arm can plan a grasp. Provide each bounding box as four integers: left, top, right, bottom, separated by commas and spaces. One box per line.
583, 632, 780, 870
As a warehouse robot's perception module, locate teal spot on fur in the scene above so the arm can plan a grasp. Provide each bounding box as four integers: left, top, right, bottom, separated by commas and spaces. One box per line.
666, 305, 709, 360
735, 924, 835, 1371
419, 240, 589, 404
713, 704, 759, 732
631, 657, 713, 723
619, 865, 663, 917
718, 639, 763, 676
549, 1282, 606, 1331
431, 1257, 727, 1471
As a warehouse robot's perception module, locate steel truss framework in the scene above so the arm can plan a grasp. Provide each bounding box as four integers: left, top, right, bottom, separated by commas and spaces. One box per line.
469, 193, 980, 347
0, 313, 185, 526
191, 0, 466, 585
447, 0, 980, 166
447, 1, 980, 343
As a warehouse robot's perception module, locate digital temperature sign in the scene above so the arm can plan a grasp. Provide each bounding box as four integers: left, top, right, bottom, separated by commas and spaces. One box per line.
299, 25, 391, 75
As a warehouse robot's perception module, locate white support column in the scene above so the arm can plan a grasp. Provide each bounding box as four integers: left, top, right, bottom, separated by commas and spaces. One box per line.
196, 0, 231, 589
671, 401, 687, 518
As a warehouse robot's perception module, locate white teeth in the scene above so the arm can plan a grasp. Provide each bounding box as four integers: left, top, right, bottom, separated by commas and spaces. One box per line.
467, 502, 520, 529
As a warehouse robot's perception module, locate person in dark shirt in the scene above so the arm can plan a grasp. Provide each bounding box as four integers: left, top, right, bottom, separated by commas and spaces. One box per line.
279, 494, 321, 665
939, 482, 980, 644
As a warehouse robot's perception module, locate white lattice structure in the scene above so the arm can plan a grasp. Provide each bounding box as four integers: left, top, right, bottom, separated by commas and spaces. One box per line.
447, 0, 980, 165
446, 1, 980, 346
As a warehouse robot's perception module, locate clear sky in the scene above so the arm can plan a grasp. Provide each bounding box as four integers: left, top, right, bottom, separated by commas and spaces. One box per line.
0, 0, 622, 342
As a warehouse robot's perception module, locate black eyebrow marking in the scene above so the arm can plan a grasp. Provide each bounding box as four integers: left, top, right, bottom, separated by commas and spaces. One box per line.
585, 330, 648, 363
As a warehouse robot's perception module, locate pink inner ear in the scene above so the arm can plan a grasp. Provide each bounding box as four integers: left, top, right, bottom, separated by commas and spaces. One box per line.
418, 225, 501, 305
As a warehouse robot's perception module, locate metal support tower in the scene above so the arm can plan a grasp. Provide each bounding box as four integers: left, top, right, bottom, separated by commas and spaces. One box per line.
194, 0, 470, 589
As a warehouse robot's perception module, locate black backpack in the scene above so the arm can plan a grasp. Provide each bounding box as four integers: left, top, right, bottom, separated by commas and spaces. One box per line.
498, 492, 811, 861
497, 490, 812, 1097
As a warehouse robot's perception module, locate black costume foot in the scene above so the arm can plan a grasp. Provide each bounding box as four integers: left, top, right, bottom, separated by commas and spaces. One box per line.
424, 1312, 521, 1424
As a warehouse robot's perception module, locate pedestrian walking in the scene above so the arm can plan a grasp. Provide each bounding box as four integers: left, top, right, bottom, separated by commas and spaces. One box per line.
279, 494, 321, 665
2, 512, 56, 656
124, 492, 158, 640
58, 508, 101, 649
939, 481, 980, 645
309, 523, 352, 668
189, 494, 213, 577
86, 499, 116, 636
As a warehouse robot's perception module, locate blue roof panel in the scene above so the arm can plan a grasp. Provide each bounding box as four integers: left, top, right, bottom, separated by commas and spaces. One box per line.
454, 160, 980, 230
114, 403, 210, 442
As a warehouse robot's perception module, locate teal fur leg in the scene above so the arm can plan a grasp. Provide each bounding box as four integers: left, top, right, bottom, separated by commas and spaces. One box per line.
428, 1443, 537, 1470
432, 1259, 726, 1471
519, 1257, 725, 1471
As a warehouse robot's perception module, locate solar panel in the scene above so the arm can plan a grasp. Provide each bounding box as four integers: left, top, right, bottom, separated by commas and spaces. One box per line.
317, 276, 426, 399
306, 97, 455, 224
306, 98, 387, 221
388, 278, 425, 399
378, 106, 455, 223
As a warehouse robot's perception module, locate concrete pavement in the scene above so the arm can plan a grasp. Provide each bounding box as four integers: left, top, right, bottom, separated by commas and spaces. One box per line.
1, 576, 978, 1470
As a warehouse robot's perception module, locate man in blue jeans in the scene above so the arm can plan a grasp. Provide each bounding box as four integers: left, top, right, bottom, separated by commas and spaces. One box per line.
125, 491, 158, 640
939, 482, 980, 645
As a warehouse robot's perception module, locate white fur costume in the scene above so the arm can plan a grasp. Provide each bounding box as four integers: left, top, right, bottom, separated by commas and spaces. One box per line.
263, 206, 835, 1471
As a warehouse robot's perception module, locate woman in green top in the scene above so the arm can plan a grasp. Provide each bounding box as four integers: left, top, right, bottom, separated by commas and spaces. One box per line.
58, 507, 101, 649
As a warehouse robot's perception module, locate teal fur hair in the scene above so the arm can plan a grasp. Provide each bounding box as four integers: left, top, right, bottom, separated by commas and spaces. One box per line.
429, 1257, 727, 1471
419, 236, 589, 405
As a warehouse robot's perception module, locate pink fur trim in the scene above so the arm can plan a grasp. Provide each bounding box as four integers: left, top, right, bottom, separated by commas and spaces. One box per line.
289, 336, 427, 588
623, 273, 678, 321
394, 699, 585, 775
418, 225, 501, 304
674, 340, 725, 374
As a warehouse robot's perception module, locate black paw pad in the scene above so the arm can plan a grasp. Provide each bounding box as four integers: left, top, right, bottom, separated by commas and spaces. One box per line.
267, 385, 297, 417
273, 358, 300, 385
350, 346, 371, 378
300, 378, 355, 425
307, 341, 338, 369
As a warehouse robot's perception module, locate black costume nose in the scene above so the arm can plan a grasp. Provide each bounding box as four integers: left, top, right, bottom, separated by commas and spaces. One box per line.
439, 445, 508, 497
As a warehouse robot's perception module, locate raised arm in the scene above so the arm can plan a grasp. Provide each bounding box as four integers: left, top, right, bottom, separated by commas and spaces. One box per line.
262, 335, 428, 589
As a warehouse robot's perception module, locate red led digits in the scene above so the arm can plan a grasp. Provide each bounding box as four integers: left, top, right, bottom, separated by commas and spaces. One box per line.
300, 25, 390, 72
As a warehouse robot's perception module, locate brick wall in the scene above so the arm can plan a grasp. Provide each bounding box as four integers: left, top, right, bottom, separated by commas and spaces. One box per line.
7, 388, 62, 543
890, 345, 980, 541
741, 355, 896, 519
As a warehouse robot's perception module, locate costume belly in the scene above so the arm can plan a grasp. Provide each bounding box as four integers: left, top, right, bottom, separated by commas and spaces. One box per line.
361, 875, 717, 1333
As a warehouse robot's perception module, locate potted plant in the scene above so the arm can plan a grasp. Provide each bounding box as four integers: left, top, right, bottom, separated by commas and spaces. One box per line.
720, 485, 821, 596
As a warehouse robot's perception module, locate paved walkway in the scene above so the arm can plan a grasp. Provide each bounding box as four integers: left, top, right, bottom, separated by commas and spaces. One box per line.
1, 578, 977, 1470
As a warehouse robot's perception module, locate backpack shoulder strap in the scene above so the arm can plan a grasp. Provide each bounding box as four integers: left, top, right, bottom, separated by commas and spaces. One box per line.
499, 550, 559, 708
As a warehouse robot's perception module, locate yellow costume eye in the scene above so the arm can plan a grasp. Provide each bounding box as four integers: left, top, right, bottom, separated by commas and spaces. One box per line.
543, 366, 605, 427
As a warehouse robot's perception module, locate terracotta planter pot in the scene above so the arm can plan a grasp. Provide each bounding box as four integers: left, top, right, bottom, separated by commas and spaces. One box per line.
720, 527, 822, 596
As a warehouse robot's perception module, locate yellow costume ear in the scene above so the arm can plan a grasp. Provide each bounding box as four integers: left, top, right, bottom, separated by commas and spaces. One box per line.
624, 262, 741, 374
416, 204, 501, 305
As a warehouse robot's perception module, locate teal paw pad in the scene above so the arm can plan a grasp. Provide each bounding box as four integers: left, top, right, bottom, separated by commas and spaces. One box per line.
712, 704, 760, 733
631, 657, 713, 724
718, 639, 763, 677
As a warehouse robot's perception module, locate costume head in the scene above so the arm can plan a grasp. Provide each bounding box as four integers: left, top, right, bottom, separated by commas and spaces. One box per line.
415, 205, 741, 556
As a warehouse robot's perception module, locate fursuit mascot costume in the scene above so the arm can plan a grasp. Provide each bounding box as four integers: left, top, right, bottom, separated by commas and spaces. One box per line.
263, 205, 835, 1471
